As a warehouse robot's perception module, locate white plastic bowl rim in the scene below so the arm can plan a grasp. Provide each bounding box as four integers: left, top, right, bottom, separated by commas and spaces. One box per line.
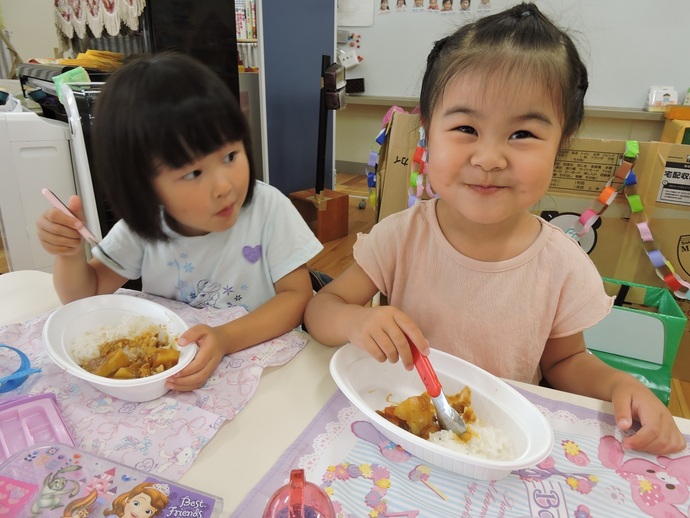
330, 343, 554, 479
43, 294, 196, 387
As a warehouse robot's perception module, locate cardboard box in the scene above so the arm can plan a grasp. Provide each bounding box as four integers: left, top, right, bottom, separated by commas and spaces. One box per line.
289, 188, 349, 243
541, 138, 690, 381
376, 110, 420, 222
664, 105, 690, 120
661, 118, 690, 144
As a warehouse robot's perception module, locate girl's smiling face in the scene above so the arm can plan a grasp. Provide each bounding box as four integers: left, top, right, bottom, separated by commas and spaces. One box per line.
426, 70, 564, 229
154, 141, 250, 237
123, 492, 157, 517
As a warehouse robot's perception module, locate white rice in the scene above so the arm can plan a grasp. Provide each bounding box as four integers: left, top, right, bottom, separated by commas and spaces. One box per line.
429, 424, 516, 461
68, 315, 178, 364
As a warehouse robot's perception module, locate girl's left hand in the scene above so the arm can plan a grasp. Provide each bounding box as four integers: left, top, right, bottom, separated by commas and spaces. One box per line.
165, 324, 226, 391
612, 382, 687, 455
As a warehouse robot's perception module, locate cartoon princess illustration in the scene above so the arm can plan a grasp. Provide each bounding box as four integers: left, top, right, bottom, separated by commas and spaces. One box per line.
63, 489, 98, 517
103, 482, 169, 518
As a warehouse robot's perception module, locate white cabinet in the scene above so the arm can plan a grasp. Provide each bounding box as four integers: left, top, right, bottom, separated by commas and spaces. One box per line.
0, 110, 76, 272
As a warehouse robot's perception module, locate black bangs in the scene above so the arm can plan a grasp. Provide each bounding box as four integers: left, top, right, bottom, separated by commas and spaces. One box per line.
149, 87, 247, 170
420, 2, 586, 143
130, 57, 248, 171
91, 52, 256, 241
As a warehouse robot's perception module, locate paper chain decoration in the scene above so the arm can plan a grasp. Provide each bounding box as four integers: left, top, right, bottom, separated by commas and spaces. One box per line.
367, 129, 384, 208
566, 141, 689, 301
408, 127, 436, 208
369, 106, 437, 211
367, 107, 406, 209
369, 122, 687, 299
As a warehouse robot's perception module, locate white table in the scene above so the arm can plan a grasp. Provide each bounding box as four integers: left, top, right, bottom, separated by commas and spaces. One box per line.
0, 270, 62, 325
2, 270, 690, 516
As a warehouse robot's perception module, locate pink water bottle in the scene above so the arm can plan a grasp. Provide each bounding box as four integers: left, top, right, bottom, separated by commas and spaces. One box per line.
262, 469, 335, 518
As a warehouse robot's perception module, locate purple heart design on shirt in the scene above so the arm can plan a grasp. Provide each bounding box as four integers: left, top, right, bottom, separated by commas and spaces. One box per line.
243, 245, 262, 264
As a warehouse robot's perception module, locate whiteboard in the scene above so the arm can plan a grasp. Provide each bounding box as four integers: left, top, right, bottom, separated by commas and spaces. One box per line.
338, 0, 690, 108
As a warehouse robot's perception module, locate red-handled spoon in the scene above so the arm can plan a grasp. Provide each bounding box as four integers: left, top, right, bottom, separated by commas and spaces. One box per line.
407, 336, 467, 436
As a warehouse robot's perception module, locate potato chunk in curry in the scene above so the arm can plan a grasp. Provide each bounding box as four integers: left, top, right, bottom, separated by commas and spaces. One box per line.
80, 330, 180, 379
378, 387, 476, 441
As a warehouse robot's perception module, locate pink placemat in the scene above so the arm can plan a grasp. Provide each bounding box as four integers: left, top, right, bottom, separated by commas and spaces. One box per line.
234, 388, 690, 518
0, 289, 307, 480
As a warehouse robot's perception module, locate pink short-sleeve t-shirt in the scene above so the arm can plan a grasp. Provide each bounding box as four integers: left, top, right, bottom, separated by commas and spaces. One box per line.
354, 199, 613, 384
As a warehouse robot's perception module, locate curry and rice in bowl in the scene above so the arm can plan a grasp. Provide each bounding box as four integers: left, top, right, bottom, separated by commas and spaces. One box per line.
70, 315, 181, 379
43, 294, 197, 402
377, 386, 517, 462
330, 344, 553, 480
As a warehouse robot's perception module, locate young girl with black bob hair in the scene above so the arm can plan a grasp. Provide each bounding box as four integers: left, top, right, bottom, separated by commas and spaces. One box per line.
37, 52, 323, 391
305, 3, 685, 454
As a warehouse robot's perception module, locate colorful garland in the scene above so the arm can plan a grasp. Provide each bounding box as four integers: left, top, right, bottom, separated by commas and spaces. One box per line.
321, 462, 391, 518
408, 127, 436, 208
565, 140, 689, 301
369, 106, 436, 212
368, 106, 407, 210
371, 120, 688, 298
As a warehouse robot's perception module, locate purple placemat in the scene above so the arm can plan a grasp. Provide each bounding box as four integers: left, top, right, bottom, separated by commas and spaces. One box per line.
234, 387, 690, 517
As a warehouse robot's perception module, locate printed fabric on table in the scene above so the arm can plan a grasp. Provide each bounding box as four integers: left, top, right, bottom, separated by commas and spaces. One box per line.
0, 289, 308, 481
0, 443, 224, 517
235, 389, 690, 518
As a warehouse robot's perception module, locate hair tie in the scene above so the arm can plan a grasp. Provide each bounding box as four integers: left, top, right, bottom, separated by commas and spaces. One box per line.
431, 36, 449, 57
521, 10, 531, 17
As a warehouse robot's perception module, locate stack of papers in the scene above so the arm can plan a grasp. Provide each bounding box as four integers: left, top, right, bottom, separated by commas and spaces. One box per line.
29, 50, 125, 73
57, 49, 125, 72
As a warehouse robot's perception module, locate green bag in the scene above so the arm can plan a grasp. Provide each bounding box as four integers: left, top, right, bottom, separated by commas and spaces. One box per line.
584, 278, 687, 405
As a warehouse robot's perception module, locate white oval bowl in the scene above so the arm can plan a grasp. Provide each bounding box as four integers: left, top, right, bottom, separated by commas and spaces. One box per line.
330, 343, 553, 480
43, 294, 197, 402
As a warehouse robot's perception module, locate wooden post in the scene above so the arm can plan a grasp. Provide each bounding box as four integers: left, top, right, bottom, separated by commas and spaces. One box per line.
289, 55, 349, 243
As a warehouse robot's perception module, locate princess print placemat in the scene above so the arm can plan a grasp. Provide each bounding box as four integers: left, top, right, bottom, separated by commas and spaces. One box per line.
234, 388, 690, 517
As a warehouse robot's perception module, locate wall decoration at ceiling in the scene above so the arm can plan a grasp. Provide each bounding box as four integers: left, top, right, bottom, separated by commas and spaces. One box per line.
54, 0, 146, 39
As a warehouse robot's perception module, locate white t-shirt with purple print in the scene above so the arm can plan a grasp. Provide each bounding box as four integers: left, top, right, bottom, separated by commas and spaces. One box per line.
94, 181, 323, 312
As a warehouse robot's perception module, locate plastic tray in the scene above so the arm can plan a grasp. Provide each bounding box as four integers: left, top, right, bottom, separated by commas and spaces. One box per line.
0, 443, 223, 517
0, 393, 74, 463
